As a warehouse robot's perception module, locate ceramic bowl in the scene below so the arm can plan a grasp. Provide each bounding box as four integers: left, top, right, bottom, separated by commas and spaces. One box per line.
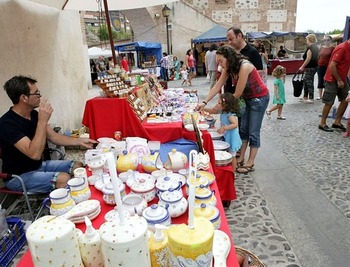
184, 124, 194, 131
198, 123, 209, 131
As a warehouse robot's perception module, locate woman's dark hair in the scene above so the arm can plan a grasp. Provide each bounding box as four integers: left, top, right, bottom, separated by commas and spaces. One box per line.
209, 43, 218, 51
220, 92, 239, 113
4, 75, 37, 104
216, 45, 247, 75
186, 49, 192, 56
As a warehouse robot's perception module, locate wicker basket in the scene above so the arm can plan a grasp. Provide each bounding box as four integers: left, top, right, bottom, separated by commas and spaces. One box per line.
235, 246, 266, 267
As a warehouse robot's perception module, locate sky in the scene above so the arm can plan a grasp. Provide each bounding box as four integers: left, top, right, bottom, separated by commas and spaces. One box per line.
295, 0, 350, 33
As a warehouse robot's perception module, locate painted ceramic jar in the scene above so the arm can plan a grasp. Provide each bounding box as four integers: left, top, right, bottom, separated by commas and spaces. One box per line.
194, 185, 217, 206
167, 217, 214, 267
194, 203, 221, 230
122, 194, 147, 216
185, 175, 209, 196
99, 215, 151, 267
142, 204, 171, 231
67, 177, 91, 204
44, 188, 76, 216
101, 182, 126, 205
116, 150, 138, 173
26, 216, 83, 267
158, 188, 188, 218
164, 149, 188, 172
141, 151, 163, 173
129, 176, 156, 202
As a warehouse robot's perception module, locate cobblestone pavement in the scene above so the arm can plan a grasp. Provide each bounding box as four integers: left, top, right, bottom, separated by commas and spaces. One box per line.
11, 74, 350, 266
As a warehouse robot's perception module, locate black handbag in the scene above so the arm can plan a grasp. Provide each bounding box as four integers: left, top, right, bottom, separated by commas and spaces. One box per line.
292, 73, 304, 97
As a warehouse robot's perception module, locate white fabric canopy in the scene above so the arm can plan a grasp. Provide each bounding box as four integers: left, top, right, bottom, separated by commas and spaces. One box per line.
88, 47, 114, 59
29, 0, 178, 11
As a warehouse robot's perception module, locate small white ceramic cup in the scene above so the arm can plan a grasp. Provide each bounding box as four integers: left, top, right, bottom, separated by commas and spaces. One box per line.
74, 167, 87, 178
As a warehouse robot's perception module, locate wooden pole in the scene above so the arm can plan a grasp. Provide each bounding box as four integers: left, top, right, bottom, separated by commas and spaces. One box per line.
103, 0, 118, 66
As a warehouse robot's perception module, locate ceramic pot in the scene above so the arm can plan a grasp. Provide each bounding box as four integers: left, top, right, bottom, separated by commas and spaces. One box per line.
43, 188, 76, 216
67, 177, 91, 204
102, 182, 126, 205
185, 175, 209, 196
117, 150, 138, 173
158, 188, 188, 218
129, 176, 156, 202
194, 203, 221, 230
121, 194, 147, 216
142, 204, 171, 231
26, 216, 83, 267
164, 149, 187, 172
99, 215, 151, 267
155, 175, 182, 193
194, 185, 217, 206
167, 217, 214, 267
141, 151, 163, 173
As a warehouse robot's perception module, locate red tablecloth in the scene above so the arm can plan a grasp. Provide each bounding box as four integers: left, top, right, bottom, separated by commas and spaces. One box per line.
268, 58, 303, 75
18, 165, 239, 267
215, 165, 237, 201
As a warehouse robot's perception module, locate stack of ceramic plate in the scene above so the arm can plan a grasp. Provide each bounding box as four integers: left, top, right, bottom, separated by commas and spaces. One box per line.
213, 140, 230, 151
208, 129, 224, 140
214, 151, 233, 166
60, 199, 101, 224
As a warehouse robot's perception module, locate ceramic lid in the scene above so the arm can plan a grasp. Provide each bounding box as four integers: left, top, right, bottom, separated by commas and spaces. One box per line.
197, 171, 215, 185
142, 204, 170, 224
102, 182, 125, 195
187, 175, 209, 187
99, 215, 148, 244
87, 154, 106, 169
159, 187, 183, 203
194, 203, 220, 221
156, 176, 181, 191
130, 177, 155, 193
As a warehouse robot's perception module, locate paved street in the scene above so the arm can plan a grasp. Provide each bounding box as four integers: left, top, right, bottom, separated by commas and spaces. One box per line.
170, 74, 350, 267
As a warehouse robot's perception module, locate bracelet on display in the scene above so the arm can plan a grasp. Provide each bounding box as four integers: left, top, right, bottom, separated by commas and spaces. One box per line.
202, 101, 207, 105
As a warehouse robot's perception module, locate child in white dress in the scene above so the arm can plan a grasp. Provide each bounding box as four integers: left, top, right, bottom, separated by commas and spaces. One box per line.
180, 65, 189, 86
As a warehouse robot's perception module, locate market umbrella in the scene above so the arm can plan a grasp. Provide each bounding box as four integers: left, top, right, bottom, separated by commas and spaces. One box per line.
29, 0, 179, 64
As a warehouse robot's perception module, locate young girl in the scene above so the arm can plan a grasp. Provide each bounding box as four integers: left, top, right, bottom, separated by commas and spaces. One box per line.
266, 65, 286, 120
180, 65, 189, 86
204, 93, 242, 172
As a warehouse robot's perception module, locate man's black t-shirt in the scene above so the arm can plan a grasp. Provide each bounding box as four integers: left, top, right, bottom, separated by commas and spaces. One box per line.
0, 109, 42, 174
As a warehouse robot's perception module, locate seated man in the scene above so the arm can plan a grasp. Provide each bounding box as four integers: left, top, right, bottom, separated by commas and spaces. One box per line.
277, 45, 288, 58
0, 75, 97, 193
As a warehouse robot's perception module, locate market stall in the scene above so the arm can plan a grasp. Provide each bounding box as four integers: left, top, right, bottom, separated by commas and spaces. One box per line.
115, 41, 162, 70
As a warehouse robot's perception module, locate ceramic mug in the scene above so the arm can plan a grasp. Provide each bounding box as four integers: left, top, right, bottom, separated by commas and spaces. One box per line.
43, 188, 76, 216
73, 167, 87, 178
67, 177, 91, 203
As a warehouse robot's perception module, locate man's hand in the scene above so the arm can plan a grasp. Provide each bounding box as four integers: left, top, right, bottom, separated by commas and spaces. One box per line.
77, 138, 98, 149
38, 99, 53, 123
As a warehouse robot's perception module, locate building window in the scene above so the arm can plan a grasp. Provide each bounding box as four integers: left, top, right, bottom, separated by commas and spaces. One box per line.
215, 0, 228, 4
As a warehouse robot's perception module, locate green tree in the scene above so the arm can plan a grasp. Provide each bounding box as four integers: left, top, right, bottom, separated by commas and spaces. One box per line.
327, 29, 343, 35
97, 24, 132, 42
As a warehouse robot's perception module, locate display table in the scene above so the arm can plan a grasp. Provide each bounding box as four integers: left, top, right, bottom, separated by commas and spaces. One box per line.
18, 165, 239, 267
214, 165, 237, 201
268, 58, 303, 75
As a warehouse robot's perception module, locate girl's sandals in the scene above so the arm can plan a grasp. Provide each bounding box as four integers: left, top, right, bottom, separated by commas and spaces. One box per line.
236, 160, 244, 169
236, 164, 255, 174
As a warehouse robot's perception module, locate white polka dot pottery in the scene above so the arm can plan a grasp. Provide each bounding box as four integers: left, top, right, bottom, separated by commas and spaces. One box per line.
163, 149, 188, 172
121, 194, 147, 216
44, 188, 76, 216
142, 204, 171, 231
116, 150, 138, 173
99, 215, 151, 267
129, 175, 156, 202
197, 171, 216, 185
167, 217, 214, 267
26, 215, 83, 267
141, 151, 163, 173
67, 177, 91, 204
158, 187, 188, 218
101, 181, 126, 205
185, 174, 209, 196
194, 203, 221, 230
155, 174, 182, 194
87, 154, 106, 176
194, 185, 217, 206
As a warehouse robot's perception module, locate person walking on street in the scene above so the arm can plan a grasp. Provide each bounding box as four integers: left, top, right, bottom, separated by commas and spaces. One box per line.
298, 34, 319, 103
185, 49, 196, 86
266, 65, 287, 120
205, 44, 218, 90
319, 38, 350, 132
317, 36, 334, 100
